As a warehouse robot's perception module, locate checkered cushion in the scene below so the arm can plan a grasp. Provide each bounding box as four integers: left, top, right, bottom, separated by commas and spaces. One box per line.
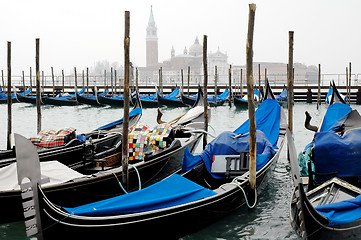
128, 123, 174, 161
30, 127, 76, 149
128, 124, 151, 161
148, 123, 174, 152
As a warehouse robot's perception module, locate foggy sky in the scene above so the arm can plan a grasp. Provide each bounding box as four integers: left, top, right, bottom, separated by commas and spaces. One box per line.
0, 0, 360, 76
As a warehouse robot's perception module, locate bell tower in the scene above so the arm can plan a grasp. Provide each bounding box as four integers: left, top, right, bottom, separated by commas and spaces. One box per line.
146, 5, 158, 67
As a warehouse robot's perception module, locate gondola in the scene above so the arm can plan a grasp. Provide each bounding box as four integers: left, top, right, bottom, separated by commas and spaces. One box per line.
18, 88, 286, 239
181, 88, 230, 107
42, 88, 84, 106
290, 82, 361, 239
208, 88, 230, 106
2, 92, 206, 224
233, 89, 261, 109
325, 82, 347, 104
181, 92, 198, 106
137, 91, 159, 108
76, 86, 104, 106
275, 84, 287, 106
0, 93, 143, 169
0, 87, 20, 103
15, 88, 41, 104
157, 87, 186, 107
97, 89, 137, 107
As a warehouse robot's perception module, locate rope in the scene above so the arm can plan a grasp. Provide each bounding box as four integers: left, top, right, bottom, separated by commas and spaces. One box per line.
183, 129, 216, 138
112, 164, 142, 194
41, 212, 73, 233
219, 177, 257, 209
183, 122, 216, 136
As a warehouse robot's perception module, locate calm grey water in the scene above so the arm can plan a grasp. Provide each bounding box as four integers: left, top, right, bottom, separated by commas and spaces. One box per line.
1, 101, 355, 239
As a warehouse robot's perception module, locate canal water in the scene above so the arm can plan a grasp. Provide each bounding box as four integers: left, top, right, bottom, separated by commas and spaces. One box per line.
0, 101, 355, 239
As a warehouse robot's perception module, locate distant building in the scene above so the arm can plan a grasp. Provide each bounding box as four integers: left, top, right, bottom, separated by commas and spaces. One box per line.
138, 7, 229, 86
146, 5, 158, 67
137, 6, 318, 87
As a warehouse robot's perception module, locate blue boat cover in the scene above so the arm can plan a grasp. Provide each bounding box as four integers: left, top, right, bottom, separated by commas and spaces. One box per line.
140, 92, 157, 101
316, 194, 361, 226
275, 89, 287, 102
182, 99, 279, 179
236, 90, 260, 103
208, 89, 229, 102
0, 92, 16, 99
185, 90, 229, 102
182, 130, 275, 179
79, 107, 142, 140
314, 128, 361, 178
63, 174, 216, 216
233, 99, 281, 148
325, 87, 347, 104
160, 89, 180, 101
319, 103, 351, 132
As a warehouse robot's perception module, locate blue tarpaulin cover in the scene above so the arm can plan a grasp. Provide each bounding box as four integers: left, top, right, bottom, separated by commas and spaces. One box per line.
160, 89, 180, 101
314, 128, 361, 178
140, 92, 157, 101
275, 89, 287, 102
316, 194, 361, 226
208, 89, 229, 102
234, 99, 281, 148
182, 130, 275, 178
236, 90, 260, 103
319, 103, 351, 132
63, 174, 216, 216
182, 99, 280, 178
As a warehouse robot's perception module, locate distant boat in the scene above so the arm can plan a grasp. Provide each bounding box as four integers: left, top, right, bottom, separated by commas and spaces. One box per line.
76, 86, 103, 106
137, 90, 159, 108
181, 88, 230, 107
0, 87, 20, 103
233, 89, 261, 109
42, 88, 83, 106
157, 87, 186, 107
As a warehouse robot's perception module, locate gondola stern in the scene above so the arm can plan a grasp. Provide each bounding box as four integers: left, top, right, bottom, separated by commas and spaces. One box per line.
14, 133, 49, 239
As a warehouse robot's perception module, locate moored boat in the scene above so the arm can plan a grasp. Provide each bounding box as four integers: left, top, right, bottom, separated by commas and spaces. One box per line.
17, 91, 286, 239
290, 82, 361, 239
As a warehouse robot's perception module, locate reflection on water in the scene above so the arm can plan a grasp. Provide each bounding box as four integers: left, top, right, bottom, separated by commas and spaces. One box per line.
1, 102, 357, 239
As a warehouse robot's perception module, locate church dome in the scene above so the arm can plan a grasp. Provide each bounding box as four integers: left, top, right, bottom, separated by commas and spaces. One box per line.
189, 37, 202, 56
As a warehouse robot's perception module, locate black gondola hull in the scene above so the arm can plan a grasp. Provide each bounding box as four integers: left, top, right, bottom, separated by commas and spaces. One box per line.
42, 96, 78, 106
1, 132, 201, 224
36, 126, 285, 239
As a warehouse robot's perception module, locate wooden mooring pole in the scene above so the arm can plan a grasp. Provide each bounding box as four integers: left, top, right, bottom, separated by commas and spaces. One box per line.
228, 65, 232, 105
30, 67, 33, 92
287, 32, 294, 134
246, 3, 257, 198
214, 66, 218, 104
62, 70, 65, 94
181, 69, 184, 95
203, 35, 209, 150
122, 11, 130, 190
36, 38, 41, 133
22, 71, 25, 94
7, 42, 12, 150
1, 70, 4, 90
74, 67, 78, 91
349, 62, 352, 105
187, 66, 190, 96
317, 64, 321, 109
51, 67, 55, 97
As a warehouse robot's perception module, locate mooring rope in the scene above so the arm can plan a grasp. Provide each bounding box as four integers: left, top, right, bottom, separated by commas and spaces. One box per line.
219, 176, 257, 209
